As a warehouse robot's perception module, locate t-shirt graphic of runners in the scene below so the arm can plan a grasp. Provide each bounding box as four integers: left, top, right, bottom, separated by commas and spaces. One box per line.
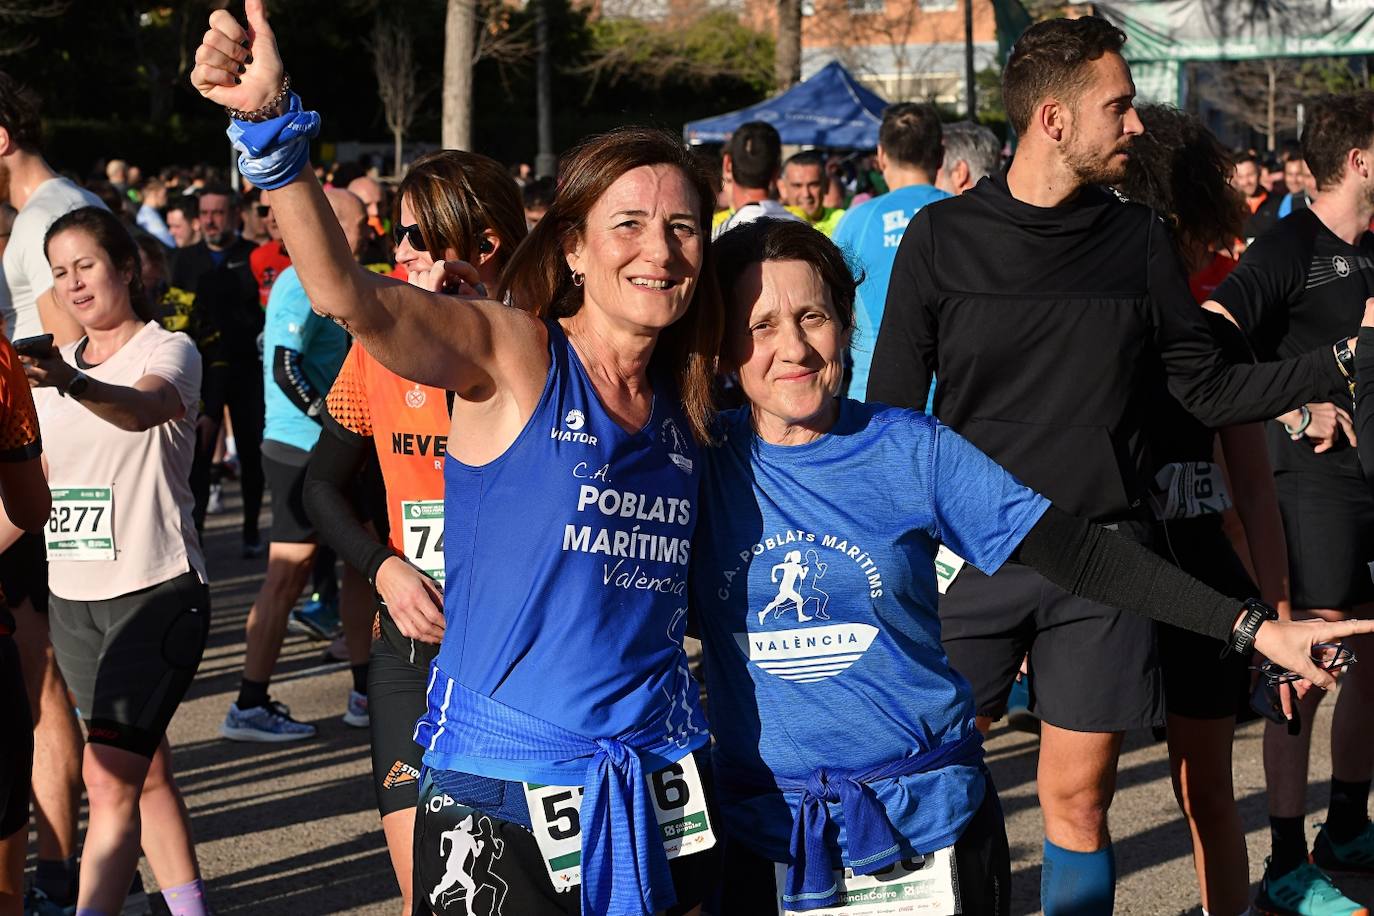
430, 813, 509, 915
757, 549, 830, 624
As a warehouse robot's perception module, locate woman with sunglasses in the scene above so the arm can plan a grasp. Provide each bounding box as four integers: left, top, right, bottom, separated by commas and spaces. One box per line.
302, 150, 527, 914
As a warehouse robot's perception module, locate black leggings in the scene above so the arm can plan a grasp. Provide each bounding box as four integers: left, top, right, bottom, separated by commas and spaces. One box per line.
717, 771, 1011, 916
191, 368, 264, 542
0, 634, 32, 838
369, 610, 436, 818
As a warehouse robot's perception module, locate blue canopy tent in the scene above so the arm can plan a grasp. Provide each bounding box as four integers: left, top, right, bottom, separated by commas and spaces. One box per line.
683, 61, 889, 149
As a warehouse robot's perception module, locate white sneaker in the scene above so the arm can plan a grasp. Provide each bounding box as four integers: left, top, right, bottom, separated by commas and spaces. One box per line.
206, 483, 225, 515
221, 701, 317, 742
342, 690, 369, 728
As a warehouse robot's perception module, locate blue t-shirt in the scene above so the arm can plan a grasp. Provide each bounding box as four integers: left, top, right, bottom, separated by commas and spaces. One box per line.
261, 266, 348, 451
692, 400, 1048, 865
417, 320, 708, 783
831, 184, 950, 400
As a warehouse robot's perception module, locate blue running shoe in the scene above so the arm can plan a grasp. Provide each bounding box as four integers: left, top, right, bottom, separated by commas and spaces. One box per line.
1314, 821, 1374, 875
1255, 859, 1369, 916
221, 700, 317, 742
342, 689, 369, 728
289, 592, 340, 641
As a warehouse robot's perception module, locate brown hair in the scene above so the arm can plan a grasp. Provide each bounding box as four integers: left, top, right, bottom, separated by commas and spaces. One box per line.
1302, 91, 1374, 192
0, 71, 41, 152
43, 207, 154, 322
713, 218, 860, 332
397, 150, 527, 270
1002, 17, 1127, 136
879, 103, 944, 175
500, 127, 724, 445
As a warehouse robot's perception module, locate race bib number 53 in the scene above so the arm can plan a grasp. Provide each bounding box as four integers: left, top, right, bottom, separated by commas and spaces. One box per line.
46, 487, 115, 562
523, 754, 716, 892
400, 499, 445, 582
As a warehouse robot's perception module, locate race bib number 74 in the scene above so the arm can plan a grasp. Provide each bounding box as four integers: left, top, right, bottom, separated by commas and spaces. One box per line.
45, 487, 115, 562
523, 754, 716, 893
400, 499, 445, 582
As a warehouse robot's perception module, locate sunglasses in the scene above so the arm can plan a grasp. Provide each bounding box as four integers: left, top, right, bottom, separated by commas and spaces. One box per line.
255, 204, 271, 218
1251, 642, 1357, 686
394, 223, 428, 252
393, 223, 496, 256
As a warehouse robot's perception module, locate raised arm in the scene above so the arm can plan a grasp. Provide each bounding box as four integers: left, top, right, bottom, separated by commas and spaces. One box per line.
189, 1, 546, 398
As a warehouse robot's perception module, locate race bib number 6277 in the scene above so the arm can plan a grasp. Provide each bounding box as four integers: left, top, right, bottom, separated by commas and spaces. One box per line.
45, 487, 115, 562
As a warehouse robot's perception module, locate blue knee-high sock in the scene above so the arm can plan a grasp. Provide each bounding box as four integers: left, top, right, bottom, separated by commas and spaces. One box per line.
1042, 839, 1115, 916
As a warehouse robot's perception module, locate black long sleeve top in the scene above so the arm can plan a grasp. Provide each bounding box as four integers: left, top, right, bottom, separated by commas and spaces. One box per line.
868, 173, 1346, 522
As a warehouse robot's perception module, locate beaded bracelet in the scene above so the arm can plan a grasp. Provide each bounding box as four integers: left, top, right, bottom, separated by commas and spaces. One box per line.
225, 73, 291, 123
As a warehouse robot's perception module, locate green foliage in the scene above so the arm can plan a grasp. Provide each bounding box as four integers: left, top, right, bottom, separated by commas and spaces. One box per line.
584, 11, 774, 98
4, 0, 771, 173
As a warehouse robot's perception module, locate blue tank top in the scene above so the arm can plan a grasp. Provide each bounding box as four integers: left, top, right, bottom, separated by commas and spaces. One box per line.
420, 319, 708, 780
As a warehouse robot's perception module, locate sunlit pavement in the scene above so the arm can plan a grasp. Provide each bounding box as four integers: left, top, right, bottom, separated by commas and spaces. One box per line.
26, 480, 1374, 914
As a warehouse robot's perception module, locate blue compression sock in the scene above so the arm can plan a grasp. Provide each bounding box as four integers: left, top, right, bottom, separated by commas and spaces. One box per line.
1041, 839, 1115, 915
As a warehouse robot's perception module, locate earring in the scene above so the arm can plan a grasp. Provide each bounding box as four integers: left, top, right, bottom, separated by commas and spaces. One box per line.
571, 271, 585, 287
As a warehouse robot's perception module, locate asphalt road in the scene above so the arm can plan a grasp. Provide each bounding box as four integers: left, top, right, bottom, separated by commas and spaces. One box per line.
23, 481, 1374, 915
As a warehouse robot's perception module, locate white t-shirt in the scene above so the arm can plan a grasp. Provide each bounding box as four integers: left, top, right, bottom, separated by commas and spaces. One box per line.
35, 322, 205, 601
1, 177, 107, 340
712, 198, 804, 240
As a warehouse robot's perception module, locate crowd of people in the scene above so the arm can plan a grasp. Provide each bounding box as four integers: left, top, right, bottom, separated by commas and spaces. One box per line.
0, 3, 1373, 916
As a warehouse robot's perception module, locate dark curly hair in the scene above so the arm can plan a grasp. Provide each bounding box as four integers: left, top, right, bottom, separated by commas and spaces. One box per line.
1116, 104, 1246, 264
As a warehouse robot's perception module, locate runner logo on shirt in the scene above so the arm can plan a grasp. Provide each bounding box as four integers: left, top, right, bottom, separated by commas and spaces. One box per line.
429, 812, 508, 915
723, 529, 885, 684
661, 418, 693, 474
1334, 255, 1351, 277
406, 384, 427, 408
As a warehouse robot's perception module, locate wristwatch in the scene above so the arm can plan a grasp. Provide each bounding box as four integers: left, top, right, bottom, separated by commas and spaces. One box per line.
62, 370, 90, 400
1222, 598, 1278, 659
1334, 337, 1357, 400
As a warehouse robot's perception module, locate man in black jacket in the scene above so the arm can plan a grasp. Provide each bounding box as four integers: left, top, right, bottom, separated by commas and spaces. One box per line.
171, 184, 266, 556
1207, 91, 1374, 913
868, 17, 1353, 914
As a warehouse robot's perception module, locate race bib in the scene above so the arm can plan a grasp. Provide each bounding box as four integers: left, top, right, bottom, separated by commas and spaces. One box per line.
774, 848, 959, 915
400, 499, 445, 582
933, 546, 965, 596
1151, 461, 1232, 521
45, 487, 115, 562
523, 754, 716, 893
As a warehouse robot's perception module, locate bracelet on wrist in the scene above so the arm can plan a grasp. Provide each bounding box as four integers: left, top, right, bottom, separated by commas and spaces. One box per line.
225, 72, 291, 123
1222, 598, 1278, 659
1282, 404, 1312, 437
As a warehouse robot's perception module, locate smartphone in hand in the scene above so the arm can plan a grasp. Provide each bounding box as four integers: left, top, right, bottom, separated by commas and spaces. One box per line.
12, 334, 55, 358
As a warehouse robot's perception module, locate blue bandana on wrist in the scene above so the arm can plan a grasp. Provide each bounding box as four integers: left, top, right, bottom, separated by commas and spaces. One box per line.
226, 92, 321, 191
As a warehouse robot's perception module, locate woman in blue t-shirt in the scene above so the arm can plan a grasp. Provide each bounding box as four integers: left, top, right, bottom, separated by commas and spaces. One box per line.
699, 218, 1374, 915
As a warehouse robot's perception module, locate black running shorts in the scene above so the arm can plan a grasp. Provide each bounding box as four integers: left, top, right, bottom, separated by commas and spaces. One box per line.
1152, 517, 1255, 720
412, 750, 721, 916
263, 444, 316, 545
370, 608, 439, 818
0, 634, 32, 839
0, 531, 48, 615
941, 523, 1164, 732
48, 571, 209, 758
715, 770, 1010, 916
1274, 470, 1374, 611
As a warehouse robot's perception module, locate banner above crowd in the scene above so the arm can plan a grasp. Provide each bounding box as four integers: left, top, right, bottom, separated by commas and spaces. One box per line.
1096, 0, 1374, 104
